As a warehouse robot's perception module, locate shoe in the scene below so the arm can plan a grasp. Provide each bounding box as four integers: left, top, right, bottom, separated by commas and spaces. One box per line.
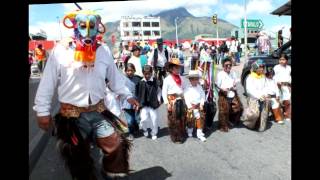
143, 130, 148, 137
198, 135, 206, 142
219, 127, 229, 132
197, 129, 205, 137
285, 118, 291, 122
277, 120, 284, 124
152, 135, 157, 140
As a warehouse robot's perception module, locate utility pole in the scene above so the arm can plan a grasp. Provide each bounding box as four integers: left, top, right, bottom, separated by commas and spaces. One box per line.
244, 0, 248, 62
175, 17, 179, 45
57, 16, 62, 40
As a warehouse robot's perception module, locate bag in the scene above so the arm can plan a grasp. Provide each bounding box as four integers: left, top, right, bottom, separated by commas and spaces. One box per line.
242, 98, 260, 129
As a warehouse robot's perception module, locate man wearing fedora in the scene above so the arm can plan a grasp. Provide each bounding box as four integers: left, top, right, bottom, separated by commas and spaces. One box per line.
148, 38, 169, 88
184, 70, 207, 142
162, 57, 188, 143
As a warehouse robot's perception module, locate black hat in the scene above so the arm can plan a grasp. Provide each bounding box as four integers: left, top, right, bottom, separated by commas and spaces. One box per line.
131, 45, 141, 52
156, 38, 163, 44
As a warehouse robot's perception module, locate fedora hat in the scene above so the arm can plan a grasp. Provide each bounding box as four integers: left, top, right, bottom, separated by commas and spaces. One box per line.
156, 38, 163, 44
186, 70, 200, 78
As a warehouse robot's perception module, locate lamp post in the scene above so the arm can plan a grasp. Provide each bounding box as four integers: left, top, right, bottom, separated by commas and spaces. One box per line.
56, 16, 62, 40
175, 17, 179, 45
244, 0, 248, 62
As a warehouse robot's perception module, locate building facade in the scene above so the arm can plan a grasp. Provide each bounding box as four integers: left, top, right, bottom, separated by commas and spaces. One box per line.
119, 16, 161, 41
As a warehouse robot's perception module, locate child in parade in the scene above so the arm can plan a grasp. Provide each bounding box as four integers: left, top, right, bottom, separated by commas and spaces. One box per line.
135, 65, 162, 140
184, 70, 206, 142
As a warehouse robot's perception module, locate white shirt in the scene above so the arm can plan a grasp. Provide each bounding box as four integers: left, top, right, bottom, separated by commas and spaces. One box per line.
33, 44, 132, 116
216, 70, 239, 90
104, 87, 121, 117
264, 78, 280, 97
147, 48, 169, 68
246, 75, 267, 99
128, 56, 143, 77
162, 75, 189, 104
273, 64, 291, 84
184, 84, 205, 109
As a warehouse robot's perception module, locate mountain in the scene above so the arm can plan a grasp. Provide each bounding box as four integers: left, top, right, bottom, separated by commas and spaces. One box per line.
155, 7, 194, 25
103, 7, 238, 45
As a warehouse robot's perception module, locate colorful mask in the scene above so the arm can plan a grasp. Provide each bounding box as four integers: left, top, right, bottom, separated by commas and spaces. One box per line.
63, 10, 106, 67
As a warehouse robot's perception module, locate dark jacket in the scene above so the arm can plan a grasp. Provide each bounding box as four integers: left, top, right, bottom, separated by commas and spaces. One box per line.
136, 77, 160, 109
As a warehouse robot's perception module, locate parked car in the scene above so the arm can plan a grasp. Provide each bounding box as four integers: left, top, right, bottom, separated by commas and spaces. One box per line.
240, 40, 291, 95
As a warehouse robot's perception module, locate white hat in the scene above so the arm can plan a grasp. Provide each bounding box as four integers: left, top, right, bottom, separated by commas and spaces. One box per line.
186, 70, 200, 78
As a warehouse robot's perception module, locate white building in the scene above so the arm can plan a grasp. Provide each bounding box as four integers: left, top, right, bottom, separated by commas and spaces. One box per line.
119, 16, 161, 41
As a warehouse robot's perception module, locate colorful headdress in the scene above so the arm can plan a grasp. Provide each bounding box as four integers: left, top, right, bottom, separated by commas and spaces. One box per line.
63, 10, 106, 68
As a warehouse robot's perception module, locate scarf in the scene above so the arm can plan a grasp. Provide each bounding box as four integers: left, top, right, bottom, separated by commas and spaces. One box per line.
250, 71, 265, 79
171, 73, 182, 87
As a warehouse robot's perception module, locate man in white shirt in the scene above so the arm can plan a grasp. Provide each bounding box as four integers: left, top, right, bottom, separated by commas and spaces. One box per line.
215, 57, 243, 132
148, 38, 169, 87
33, 10, 139, 179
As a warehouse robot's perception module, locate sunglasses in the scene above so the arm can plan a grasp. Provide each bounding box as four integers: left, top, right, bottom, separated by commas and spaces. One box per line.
224, 64, 232, 67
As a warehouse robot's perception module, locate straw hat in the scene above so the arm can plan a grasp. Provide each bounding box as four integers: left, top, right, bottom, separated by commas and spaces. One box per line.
168, 57, 183, 66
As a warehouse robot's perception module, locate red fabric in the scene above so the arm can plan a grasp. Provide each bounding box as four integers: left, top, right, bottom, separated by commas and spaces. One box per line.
171, 74, 182, 87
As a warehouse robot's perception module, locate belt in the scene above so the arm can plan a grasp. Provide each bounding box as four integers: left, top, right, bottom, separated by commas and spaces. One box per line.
60, 100, 106, 118
168, 94, 184, 101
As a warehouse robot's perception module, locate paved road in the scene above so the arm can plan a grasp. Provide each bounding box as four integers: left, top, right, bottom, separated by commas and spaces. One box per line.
30, 60, 291, 180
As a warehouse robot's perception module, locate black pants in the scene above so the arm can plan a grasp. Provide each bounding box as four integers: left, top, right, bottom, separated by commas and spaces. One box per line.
155, 67, 166, 88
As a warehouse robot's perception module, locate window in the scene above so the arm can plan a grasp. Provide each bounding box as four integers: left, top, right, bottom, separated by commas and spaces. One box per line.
143, 31, 151, 36
152, 22, 159, 27
133, 31, 140, 36
143, 22, 150, 27
132, 22, 141, 27
123, 22, 129, 27
124, 31, 130, 37
153, 31, 160, 36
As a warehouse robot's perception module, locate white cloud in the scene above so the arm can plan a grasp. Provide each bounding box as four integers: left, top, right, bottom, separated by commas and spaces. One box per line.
29, 22, 73, 40
61, 0, 219, 22
224, 0, 273, 21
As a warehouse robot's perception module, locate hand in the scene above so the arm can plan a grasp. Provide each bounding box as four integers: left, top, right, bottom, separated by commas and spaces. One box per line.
167, 103, 172, 111
37, 115, 53, 131
127, 98, 140, 111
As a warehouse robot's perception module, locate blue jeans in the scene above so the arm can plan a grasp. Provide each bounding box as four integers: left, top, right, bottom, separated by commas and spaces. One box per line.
76, 111, 115, 140
123, 109, 139, 134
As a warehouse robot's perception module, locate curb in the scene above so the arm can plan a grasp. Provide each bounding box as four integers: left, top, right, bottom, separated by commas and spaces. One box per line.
29, 102, 60, 175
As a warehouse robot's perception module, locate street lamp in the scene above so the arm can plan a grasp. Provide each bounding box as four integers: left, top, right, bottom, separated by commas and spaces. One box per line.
56, 16, 62, 40
175, 17, 179, 45
244, 0, 248, 62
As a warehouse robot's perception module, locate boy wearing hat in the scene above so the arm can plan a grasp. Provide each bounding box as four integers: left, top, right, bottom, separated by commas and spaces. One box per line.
162, 57, 188, 143
148, 38, 169, 87
184, 70, 206, 142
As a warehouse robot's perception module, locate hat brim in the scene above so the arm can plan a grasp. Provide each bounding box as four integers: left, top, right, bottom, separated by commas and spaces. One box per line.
186, 75, 200, 78
168, 62, 184, 66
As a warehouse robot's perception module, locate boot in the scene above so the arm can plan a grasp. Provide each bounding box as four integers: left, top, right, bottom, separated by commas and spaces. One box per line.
197, 129, 206, 142
272, 107, 283, 123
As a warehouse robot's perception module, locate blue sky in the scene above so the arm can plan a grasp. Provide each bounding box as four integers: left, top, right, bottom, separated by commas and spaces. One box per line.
29, 0, 291, 40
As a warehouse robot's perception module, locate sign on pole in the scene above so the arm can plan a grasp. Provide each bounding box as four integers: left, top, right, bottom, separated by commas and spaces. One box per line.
241, 19, 263, 29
